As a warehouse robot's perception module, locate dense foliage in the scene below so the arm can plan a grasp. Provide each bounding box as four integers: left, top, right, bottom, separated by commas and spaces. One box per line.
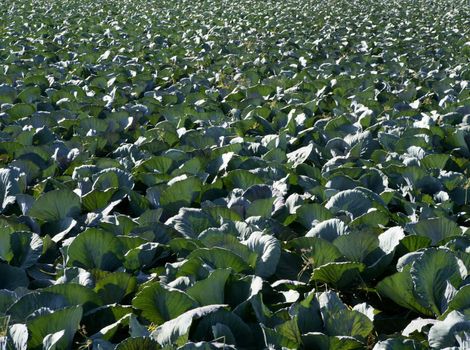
0, 0, 469, 348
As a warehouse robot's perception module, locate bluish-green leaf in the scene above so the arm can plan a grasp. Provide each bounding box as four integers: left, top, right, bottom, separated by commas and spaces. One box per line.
132, 282, 197, 325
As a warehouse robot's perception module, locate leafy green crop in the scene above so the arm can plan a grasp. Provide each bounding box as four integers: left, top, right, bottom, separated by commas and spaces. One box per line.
0, 0, 469, 348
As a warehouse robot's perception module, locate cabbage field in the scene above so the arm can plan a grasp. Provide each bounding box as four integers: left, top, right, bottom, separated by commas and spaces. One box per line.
0, 0, 469, 348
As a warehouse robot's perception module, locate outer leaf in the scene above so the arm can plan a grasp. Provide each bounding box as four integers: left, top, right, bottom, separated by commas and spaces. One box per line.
428, 311, 470, 349
311, 262, 365, 289
246, 197, 275, 218
289, 291, 323, 334
325, 189, 373, 218
324, 309, 373, 339
132, 282, 197, 325
329, 336, 365, 350
90, 313, 131, 341
177, 341, 236, 349
0, 228, 15, 263
28, 189, 81, 221
7, 292, 68, 323
198, 228, 257, 267
296, 204, 333, 229
262, 323, 299, 349
27, 305, 82, 350
94, 272, 137, 304
333, 231, 379, 263
211, 323, 236, 345
287, 144, 313, 167
150, 305, 227, 346
406, 218, 462, 245
186, 269, 231, 306
0, 168, 21, 212
378, 226, 406, 255
286, 237, 342, 267
67, 228, 124, 271
402, 318, 437, 337
306, 219, 349, 242
187, 247, 252, 274
92, 168, 134, 191
0, 85, 17, 104
410, 248, 464, 316
6, 103, 35, 119
0, 263, 28, 289
43, 283, 102, 313
115, 337, 160, 350
0, 230, 43, 269
0, 290, 17, 314
397, 235, 432, 254
124, 242, 163, 271
222, 170, 264, 190
373, 338, 425, 350
42, 330, 65, 350
301, 332, 329, 350
192, 309, 254, 347
444, 285, 470, 316
244, 232, 281, 278
81, 305, 133, 336
160, 176, 202, 215
376, 267, 433, 316
81, 188, 117, 211
8, 323, 28, 350
166, 208, 216, 239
